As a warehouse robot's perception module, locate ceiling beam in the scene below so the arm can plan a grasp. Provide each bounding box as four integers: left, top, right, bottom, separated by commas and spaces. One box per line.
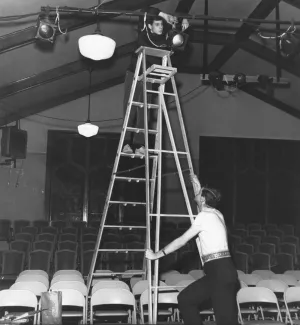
282, 0, 300, 9
0, 75, 125, 126
175, 0, 195, 14
243, 86, 300, 120
0, 30, 236, 100
0, 42, 136, 99
0, 0, 167, 55
206, 0, 281, 72
240, 39, 300, 78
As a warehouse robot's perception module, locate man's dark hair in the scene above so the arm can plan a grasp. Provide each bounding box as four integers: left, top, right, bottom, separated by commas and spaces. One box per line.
202, 187, 221, 208
146, 14, 164, 26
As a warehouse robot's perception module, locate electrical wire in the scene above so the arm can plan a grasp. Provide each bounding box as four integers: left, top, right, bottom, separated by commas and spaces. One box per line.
0, 12, 42, 21
34, 83, 205, 123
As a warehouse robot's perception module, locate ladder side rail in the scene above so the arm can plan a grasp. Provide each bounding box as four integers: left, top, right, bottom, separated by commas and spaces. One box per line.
167, 56, 203, 256
152, 80, 165, 325
152, 53, 169, 324
161, 96, 198, 228
142, 48, 153, 325
86, 52, 144, 292
161, 95, 203, 257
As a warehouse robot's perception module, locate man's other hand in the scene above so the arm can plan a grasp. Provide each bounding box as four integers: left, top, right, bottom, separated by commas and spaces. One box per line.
145, 249, 158, 260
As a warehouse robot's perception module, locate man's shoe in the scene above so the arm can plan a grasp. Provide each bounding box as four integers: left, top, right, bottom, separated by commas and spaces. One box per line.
122, 144, 133, 154
135, 146, 145, 155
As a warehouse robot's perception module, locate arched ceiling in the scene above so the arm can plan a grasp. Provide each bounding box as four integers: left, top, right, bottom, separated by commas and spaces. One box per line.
1, 0, 300, 125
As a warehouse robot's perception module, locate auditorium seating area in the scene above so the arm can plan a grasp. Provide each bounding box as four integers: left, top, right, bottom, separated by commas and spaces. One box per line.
228, 223, 300, 274
0, 219, 299, 323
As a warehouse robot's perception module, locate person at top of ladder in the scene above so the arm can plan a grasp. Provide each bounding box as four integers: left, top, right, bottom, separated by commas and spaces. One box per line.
122, 7, 189, 155
146, 174, 240, 325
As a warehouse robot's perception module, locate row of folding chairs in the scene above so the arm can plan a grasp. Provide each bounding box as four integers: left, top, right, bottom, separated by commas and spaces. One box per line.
234, 251, 294, 274
0, 249, 78, 276
13, 230, 98, 243
229, 234, 300, 253
230, 223, 295, 235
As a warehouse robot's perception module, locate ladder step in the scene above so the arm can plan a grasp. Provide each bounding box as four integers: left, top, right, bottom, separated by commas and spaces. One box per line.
120, 152, 157, 159
149, 149, 188, 155
103, 225, 147, 229
98, 249, 145, 252
147, 90, 176, 96
126, 127, 158, 134
132, 101, 159, 109
115, 176, 154, 182
109, 200, 146, 206
150, 213, 194, 217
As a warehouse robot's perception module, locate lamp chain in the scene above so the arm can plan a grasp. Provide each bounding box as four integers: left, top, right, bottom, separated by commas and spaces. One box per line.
87, 68, 92, 121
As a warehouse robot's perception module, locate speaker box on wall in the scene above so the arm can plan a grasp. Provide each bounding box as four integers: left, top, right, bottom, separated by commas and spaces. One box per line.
1, 127, 28, 159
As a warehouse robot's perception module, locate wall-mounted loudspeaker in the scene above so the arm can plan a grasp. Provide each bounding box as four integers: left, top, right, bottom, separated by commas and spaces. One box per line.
1, 127, 28, 159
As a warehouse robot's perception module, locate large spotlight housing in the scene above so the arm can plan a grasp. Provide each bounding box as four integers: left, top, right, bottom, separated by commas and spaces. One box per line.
35, 16, 57, 43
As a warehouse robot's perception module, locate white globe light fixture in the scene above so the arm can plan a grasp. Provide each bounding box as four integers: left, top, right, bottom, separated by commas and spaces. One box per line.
78, 69, 99, 138
79, 32, 116, 61
78, 121, 99, 138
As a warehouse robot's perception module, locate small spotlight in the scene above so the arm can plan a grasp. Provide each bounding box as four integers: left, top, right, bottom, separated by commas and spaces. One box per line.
35, 16, 57, 43
208, 71, 224, 91
280, 32, 300, 58
233, 73, 246, 87
167, 24, 189, 51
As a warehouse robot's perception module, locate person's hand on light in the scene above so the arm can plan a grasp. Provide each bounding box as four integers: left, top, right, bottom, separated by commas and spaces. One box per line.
182, 18, 189, 31
159, 12, 178, 25
145, 249, 159, 260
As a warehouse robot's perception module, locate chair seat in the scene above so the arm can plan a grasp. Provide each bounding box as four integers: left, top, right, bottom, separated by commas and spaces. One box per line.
243, 320, 286, 325
240, 308, 259, 314
62, 311, 83, 317
143, 309, 173, 316
200, 309, 215, 315
93, 310, 129, 317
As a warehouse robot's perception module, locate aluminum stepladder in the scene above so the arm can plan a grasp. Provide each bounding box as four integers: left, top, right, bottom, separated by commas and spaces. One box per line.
86, 46, 202, 324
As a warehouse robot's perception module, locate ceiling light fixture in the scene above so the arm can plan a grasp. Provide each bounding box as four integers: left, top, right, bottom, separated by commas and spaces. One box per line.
78, 0, 116, 61
78, 69, 99, 138
35, 11, 57, 43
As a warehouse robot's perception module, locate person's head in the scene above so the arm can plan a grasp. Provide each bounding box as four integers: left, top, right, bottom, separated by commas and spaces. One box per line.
194, 187, 221, 209
147, 16, 164, 35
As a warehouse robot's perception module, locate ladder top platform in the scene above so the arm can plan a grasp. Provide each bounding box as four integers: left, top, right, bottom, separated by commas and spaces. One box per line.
135, 46, 171, 58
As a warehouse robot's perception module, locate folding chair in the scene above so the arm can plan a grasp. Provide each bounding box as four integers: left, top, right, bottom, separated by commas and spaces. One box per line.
90, 288, 136, 324
10, 281, 48, 297
50, 280, 87, 296
237, 287, 284, 324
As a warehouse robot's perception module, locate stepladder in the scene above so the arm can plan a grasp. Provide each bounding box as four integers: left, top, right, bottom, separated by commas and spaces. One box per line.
87, 46, 202, 324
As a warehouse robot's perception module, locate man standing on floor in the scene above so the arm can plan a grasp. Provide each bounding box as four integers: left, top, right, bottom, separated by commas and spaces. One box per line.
145, 174, 240, 325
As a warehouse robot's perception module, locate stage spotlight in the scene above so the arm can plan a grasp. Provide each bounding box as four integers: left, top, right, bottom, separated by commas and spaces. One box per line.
35, 16, 57, 43
280, 32, 300, 58
208, 71, 224, 91
233, 73, 246, 87
167, 24, 189, 51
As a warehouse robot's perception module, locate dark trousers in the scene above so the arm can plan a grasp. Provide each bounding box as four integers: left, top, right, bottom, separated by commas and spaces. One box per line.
123, 70, 152, 146
177, 257, 240, 325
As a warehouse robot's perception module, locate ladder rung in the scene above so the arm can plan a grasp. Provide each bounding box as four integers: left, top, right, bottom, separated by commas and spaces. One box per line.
109, 200, 146, 206
146, 77, 170, 84
150, 214, 194, 217
132, 101, 159, 109
126, 127, 158, 134
149, 149, 188, 155
98, 249, 145, 252
103, 225, 147, 229
115, 176, 154, 182
147, 90, 176, 96
120, 152, 157, 159
151, 285, 186, 290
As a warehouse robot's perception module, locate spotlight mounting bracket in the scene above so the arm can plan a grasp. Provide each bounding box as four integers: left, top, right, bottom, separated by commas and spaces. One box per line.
201, 73, 290, 90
